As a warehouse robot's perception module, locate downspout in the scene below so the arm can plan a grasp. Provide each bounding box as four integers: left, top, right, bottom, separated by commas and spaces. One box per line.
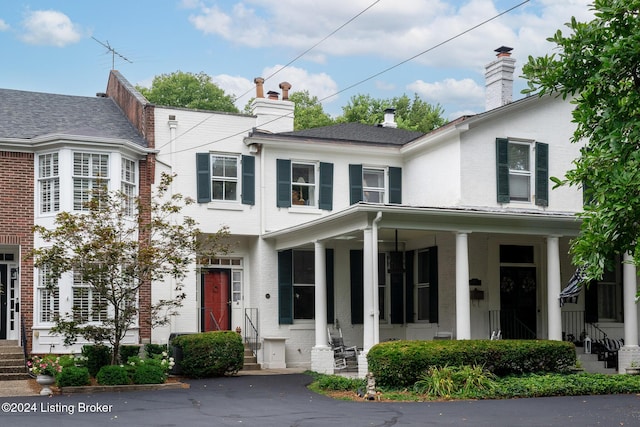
372, 212, 382, 345
167, 117, 178, 336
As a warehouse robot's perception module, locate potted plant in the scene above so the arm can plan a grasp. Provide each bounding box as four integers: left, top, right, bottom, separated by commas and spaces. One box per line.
27, 355, 63, 395
625, 360, 640, 375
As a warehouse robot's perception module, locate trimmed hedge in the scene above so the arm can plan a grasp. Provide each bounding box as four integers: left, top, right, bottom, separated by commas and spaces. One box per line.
96, 365, 130, 385
82, 345, 112, 378
367, 339, 577, 388
57, 366, 90, 387
172, 331, 244, 378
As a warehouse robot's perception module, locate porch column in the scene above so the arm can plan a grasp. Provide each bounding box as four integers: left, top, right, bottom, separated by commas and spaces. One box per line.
455, 231, 471, 340
362, 226, 375, 352
619, 252, 640, 373
546, 236, 562, 341
314, 240, 328, 348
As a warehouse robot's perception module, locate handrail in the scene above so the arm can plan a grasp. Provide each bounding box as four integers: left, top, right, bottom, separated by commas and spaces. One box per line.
20, 314, 28, 363
244, 308, 259, 357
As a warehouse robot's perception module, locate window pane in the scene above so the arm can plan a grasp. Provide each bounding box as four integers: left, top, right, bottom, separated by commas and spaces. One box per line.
293, 251, 314, 284
417, 251, 430, 283
417, 286, 430, 320
225, 157, 238, 178
293, 285, 315, 319
224, 182, 237, 200
363, 169, 384, 187
509, 174, 530, 201
292, 164, 315, 184
508, 144, 529, 171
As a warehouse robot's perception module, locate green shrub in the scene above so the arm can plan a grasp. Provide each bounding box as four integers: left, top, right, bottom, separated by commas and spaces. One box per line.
82, 345, 112, 378
132, 363, 166, 384
145, 343, 167, 358
368, 339, 576, 388
96, 365, 130, 385
119, 345, 141, 363
57, 366, 90, 387
172, 331, 243, 378
57, 355, 77, 369
413, 365, 496, 398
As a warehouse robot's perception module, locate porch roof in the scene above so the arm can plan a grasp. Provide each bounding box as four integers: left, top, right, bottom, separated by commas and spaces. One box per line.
262, 203, 581, 250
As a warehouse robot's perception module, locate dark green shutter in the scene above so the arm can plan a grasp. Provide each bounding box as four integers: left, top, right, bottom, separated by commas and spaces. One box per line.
278, 250, 293, 324
535, 142, 549, 206
196, 153, 211, 203
390, 251, 404, 324
326, 249, 334, 323
319, 162, 333, 210
389, 167, 402, 204
276, 159, 291, 208
496, 138, 509, 203
405, 250, 415, 323
428, 247, 439, 324
241, 155, 255, 205
349, 164, 363, 204
584, 280, 598, 323
350, 250, 364, 324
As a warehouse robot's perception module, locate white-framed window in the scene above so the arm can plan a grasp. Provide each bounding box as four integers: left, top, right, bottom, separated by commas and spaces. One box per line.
38, 153, 60, 213
363, 167, 386, 203
508, 142, 531, 202
416, 249, 433, 321
232, 270, 242, 302
121, 158, 137, 216
72, 270, 108, 323
37, 265, 59, 323
73, 152, 109, 211
291, 162, 316, 207
211, 154, 239, 201
293, 250, 315, 319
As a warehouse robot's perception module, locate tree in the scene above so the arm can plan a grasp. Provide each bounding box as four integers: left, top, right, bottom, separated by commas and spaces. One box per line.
137, 71, 239, 113
521, 1, 640, 282
336, 93, 446, 133
289, 90, 335, 130
32, 173, 230, 364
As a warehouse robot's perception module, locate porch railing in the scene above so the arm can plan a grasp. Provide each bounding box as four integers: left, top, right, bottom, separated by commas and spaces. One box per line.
244, 308, 259, 357
489, 310, 536, 339
20, 314, 27, 363
561, 310, 607, 342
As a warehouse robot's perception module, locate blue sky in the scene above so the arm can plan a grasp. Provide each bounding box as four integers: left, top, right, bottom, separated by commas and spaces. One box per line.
0, 1, 594, 120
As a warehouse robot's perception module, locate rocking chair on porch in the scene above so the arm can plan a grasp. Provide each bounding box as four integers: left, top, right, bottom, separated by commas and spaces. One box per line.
328, 328, 358, 370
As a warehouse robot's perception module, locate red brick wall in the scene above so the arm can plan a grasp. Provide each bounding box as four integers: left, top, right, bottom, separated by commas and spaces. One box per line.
0, 151, 34, 351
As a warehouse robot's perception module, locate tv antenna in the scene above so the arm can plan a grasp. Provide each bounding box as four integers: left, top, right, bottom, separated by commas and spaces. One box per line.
91, 37, 132, 69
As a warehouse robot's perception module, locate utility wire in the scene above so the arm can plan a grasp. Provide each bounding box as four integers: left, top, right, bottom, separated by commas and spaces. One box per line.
167, 0, 530, 155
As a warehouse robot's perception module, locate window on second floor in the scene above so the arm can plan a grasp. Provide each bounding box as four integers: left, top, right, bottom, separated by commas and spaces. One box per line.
496, 138, 548, 206
73, 152, 109, 211
37, 265, 59, 323
72, 270, 108, 323
349, 164, 402, 205
196, 153, 255, 205
121, 158, 137, 216
291, 162, 316, 207
277, 159, 333, 210
38, 153, 60, 214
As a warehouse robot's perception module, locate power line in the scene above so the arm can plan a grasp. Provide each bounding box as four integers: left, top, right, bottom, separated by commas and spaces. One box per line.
167, 0, 530, 155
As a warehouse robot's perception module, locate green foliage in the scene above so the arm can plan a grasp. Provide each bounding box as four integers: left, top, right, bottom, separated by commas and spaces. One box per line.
336, 93, 446, 133
172, 331, 243, 378
82, 345, 112, 378
289, 90, 335, 130
96, 364, 130, 385
132, 363, 166, 385
145, 343, 167, 358
57, 366, 90, 387
367, 339, 576, 388
57, 355, 77, 369
137, 71, 239, 113
413, 365, 496, 398
119, 345, 141, 363
311, 373, 365, 391
521, 1, 640, 283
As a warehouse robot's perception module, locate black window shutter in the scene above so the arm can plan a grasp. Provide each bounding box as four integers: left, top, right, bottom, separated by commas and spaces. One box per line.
278, 250, 293, 324
405, 250, 415, 323
496, 138, 510, 203
584, 280, 598, 323
326, 249, 334, 323
196, 153, 211, 203
389, 167, 402, 204
349, 164, 363, 204
390, 251, 404, 324
350, 249, 364, 324
319, 162, 334, 210
428, 247, 439, 324
535, 142, 549, 207
276, 159, 291, 208
241, 155, 255, 205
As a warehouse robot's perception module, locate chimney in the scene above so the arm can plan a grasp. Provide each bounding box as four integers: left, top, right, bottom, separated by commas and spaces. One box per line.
250, 81, 295, 133
279, 82, 291, 100
254, 77, 265, 98
485, 46, 515, 111
381, 108, 397, 128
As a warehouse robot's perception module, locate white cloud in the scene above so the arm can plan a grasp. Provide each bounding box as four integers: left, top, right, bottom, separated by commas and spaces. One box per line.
20, 10, 83, 47
259, 65, 339, 105
0, 19, 9, 31
408, 78, 484, 109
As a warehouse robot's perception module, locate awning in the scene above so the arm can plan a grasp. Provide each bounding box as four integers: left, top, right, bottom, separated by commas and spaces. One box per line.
559, 267, 588, 306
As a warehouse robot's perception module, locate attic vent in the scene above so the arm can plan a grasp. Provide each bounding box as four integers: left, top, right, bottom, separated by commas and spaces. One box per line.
96, 92, 107, 98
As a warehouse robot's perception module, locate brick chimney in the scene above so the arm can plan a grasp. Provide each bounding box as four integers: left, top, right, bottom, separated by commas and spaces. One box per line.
250, 77, 294, 132
485, 46, 515, 111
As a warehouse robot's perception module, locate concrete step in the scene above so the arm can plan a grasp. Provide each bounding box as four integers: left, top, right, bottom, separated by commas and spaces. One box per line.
241, 362, 261, 371
0, 357, 25, 366
0, 365, 27, 374
0, 347, 23, 355
0, 340, 19, 346
0, 372, 31, 381
577, 352, 617, 375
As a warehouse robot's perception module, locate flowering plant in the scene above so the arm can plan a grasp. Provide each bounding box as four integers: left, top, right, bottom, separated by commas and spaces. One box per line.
27, 355, 63, 377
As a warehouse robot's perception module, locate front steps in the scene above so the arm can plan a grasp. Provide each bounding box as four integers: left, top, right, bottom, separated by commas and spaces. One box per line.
241, 344, 261, 371
0, 340, 29, 381
577, 350, 617, 375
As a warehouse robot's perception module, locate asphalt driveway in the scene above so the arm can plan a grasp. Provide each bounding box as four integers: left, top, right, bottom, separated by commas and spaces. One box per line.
2, 373, 639, 426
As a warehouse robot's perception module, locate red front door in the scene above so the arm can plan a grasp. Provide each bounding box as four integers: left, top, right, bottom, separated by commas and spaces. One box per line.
202, 270, 230, 331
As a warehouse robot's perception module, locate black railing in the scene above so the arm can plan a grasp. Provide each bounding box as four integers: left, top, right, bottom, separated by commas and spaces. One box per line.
20, 314, 28, 363
244, 308, 259, 357
489, 310, 536, 339
561, 310, 607, 342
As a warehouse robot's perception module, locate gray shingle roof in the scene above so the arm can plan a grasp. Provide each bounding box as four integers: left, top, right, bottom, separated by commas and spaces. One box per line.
0, 88, 147, 147
276, 122, 424, 146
